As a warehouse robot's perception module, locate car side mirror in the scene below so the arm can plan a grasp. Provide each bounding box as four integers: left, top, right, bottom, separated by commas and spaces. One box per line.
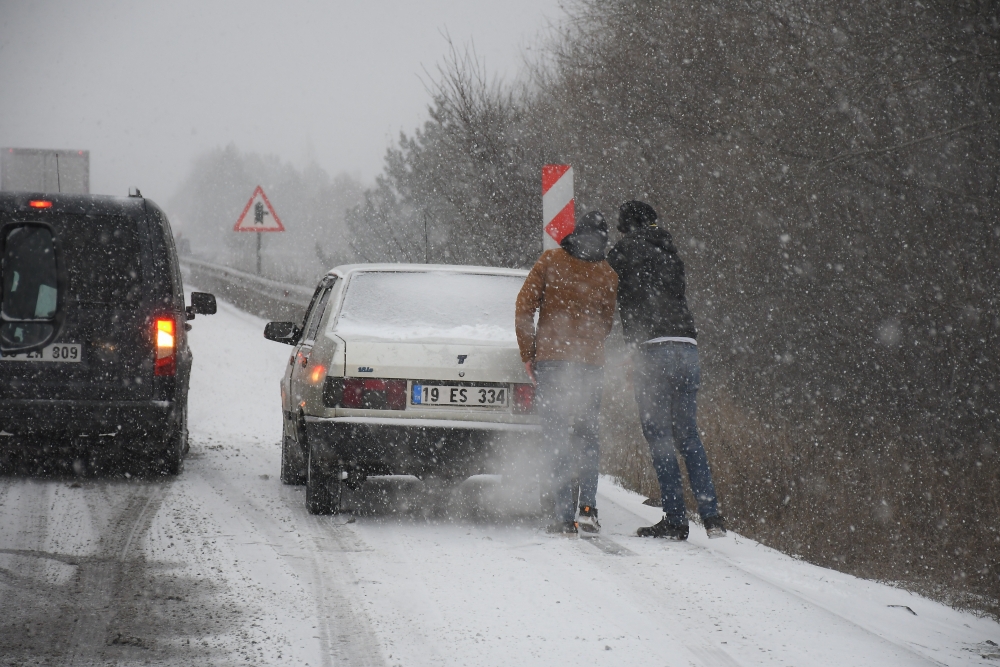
0, 222, 65, 354
186, 292, 217, 319
264, 321, 301, 345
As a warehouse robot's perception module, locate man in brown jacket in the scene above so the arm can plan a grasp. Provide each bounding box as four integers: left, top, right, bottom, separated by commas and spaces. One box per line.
516, 211, 618, 535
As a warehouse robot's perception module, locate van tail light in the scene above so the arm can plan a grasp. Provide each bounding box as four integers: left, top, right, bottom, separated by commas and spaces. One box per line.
512, 383, 535, 414
154, 317, 176, 376
324, 377, 406, 410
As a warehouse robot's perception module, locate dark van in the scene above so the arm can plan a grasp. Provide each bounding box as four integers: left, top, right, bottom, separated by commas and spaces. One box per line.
0, 192, 215, 474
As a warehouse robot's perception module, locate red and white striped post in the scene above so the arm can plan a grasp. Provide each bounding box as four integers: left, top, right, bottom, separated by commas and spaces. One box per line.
542, 164, 574, 251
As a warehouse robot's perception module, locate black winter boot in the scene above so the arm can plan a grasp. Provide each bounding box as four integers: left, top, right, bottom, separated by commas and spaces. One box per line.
704, 515, 727, 538
636, 518, 689, 540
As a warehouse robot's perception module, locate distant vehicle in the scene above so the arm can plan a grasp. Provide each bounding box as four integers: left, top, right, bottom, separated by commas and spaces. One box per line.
1, 148, 90, 194
264, 264, 540, 514
0, 192, 217, 474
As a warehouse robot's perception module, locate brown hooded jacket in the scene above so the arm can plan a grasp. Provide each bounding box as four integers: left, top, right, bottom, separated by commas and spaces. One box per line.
515, 248, 618, 366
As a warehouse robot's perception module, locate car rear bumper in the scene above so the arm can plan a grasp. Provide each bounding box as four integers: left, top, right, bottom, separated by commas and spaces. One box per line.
0, 399, 177, 437
304, 416, 541, 478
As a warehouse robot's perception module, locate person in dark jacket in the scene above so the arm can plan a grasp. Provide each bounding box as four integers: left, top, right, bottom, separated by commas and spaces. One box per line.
516, 211, 618, 536
607, 201, 726, 540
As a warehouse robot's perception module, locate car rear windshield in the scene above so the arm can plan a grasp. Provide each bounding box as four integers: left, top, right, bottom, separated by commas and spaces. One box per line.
335, 271, 524, 341
53, 216, 142, 305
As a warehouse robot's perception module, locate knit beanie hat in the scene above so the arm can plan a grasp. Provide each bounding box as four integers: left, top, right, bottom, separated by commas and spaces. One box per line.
617, 200, 658, 233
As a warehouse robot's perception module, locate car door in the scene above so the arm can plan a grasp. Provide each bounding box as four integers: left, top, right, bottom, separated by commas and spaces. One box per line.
286, 276, 336, 438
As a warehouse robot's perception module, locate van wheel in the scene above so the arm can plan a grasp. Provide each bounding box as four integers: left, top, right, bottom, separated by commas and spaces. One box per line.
306, 443, 340, 515
0, 447, 18, 475
158, 405, 187, 475
280, 436, 306, 485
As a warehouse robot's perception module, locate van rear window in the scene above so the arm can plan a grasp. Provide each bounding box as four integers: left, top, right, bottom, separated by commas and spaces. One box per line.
53, 217, 142, 304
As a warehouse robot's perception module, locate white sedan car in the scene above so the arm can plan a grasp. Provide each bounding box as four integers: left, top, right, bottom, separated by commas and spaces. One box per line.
264, 264, 540, 514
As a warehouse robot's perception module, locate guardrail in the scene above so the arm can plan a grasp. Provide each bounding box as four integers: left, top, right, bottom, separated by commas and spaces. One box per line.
179, 257, 314, 322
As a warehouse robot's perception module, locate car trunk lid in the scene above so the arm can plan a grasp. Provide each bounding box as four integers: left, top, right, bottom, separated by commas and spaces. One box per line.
340, 336, 526, 384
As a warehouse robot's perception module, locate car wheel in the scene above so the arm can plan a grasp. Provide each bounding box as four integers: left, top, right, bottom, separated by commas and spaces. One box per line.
306, 442, 340, 515
280, 435, 306, 485
0, 447, 17, 475
158, 404, 187, 476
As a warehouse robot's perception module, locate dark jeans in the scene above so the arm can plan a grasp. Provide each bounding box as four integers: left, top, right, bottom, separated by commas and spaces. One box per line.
634, 343, 719, 525
534, 361, 603, 523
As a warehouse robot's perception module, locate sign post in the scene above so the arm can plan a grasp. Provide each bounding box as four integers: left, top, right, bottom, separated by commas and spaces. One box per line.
542, 165, 574, 251
233, 186, 284, 275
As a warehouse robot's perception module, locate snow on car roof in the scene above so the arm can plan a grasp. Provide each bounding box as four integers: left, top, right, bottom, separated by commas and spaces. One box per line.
327, 263, 529, 279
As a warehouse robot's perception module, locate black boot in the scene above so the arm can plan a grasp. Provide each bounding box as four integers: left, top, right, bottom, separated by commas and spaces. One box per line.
704, 515, 727, 538
636, 517, 689, 540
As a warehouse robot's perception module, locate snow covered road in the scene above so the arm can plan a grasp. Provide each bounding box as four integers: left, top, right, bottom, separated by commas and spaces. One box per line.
1, 295, 998, 665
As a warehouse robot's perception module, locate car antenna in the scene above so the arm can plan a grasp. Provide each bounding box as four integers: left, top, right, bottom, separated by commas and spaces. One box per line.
128, 187, 143, 198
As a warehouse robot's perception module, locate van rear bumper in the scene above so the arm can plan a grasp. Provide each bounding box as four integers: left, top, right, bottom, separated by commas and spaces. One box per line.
0, 399, 176, 436
303, 416, 541, 479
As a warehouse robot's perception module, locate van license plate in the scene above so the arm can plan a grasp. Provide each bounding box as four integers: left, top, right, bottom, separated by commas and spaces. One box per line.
0, 343, 82, 363
411, 384, 507, 407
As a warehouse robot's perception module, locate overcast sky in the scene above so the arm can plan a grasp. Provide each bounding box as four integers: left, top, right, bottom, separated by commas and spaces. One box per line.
0, 0, 564, 200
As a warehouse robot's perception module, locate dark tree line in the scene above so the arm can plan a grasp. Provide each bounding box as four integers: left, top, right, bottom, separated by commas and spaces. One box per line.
349, 1, 999, 614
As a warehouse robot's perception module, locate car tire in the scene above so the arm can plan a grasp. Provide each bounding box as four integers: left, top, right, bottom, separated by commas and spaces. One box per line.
280, 436, 306, 485
158, 404, 187, 476
0, 447, 17, 475
306, 442, 340, 515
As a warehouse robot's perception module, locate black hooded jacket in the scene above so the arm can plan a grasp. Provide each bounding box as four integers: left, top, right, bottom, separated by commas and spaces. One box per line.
607, 226, 697, 344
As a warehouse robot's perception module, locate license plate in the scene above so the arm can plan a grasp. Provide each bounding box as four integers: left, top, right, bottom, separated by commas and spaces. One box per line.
411, 383, 508, 407
0, 343, 82, 363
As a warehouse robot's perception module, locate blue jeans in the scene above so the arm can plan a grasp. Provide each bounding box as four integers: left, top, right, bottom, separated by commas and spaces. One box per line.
534, 361, 603, 523
634, 343, 719, 525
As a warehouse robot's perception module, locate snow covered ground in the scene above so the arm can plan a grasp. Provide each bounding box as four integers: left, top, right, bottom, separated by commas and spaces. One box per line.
1, 294, 998, 666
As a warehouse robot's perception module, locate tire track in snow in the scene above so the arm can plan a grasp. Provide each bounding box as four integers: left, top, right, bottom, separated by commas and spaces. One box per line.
0, 477, 169, 664
67, 481, 167, 665
192, 462, 386, 667
0, 479, 63, 659
579, 534, 635, 556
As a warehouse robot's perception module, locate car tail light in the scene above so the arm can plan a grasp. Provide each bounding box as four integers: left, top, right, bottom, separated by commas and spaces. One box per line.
309, 365, 326, 384
154, 317, 176, 376
512, 383, 535, 414
323, 377, 406, 410
29, 200, 52, 209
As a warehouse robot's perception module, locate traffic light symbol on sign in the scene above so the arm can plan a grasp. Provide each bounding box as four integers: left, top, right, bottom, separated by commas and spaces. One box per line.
234, 186, 284, 232
254, 201, 268, 225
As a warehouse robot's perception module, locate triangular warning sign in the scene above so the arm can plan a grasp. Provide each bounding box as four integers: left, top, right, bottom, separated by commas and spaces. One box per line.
234, 186, 285, 232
